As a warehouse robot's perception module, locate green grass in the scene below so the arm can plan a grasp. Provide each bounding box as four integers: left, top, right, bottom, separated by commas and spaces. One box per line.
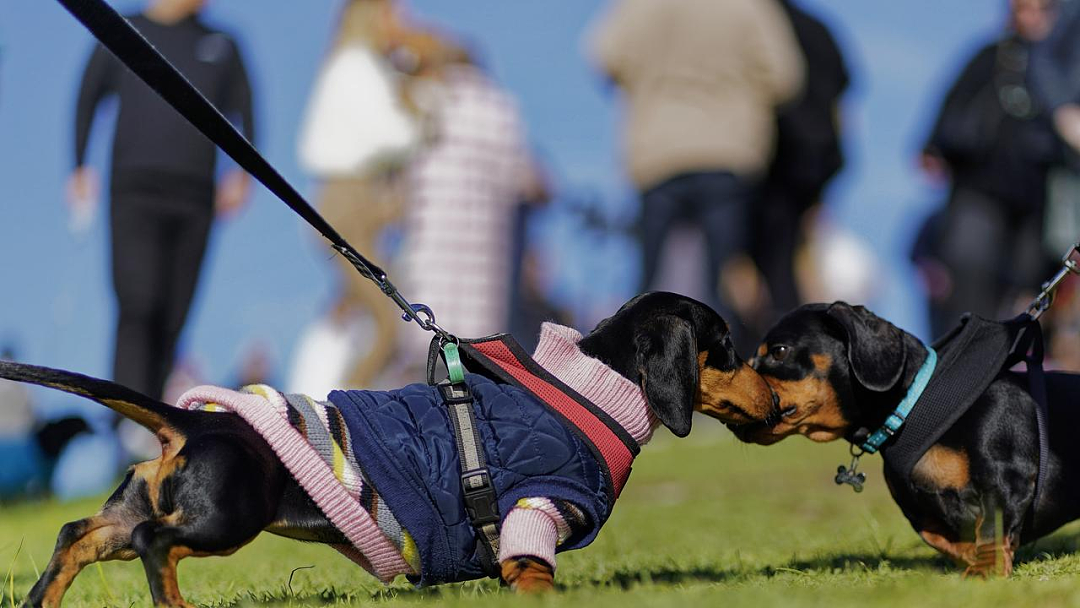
5, 426, 1080, 607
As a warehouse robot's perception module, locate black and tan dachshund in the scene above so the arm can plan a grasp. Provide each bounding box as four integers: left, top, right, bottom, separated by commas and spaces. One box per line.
8, 292, 776, 607
737, 302, 1080, 577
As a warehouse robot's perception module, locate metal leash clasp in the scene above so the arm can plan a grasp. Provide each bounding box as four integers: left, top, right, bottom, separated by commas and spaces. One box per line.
332, 243, 457, 344
835, 444, 867, 493
1027, 242, 1080, 321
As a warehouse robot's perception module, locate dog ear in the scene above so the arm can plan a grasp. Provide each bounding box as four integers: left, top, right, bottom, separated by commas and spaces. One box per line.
826, 302, 907, 392
635, 314, 698, 437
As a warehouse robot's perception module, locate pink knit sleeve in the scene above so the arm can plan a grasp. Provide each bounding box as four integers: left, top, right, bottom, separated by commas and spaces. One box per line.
498, 507, 560, 569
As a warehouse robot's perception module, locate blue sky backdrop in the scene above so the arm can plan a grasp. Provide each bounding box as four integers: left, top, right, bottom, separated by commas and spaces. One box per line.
0, 1, 1006, 420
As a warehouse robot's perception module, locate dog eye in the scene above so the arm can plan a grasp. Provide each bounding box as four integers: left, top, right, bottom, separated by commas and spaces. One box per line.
770, 345, 791, 362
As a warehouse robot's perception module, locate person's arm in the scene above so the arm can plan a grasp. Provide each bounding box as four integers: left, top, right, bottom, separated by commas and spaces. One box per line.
923, 44, 996, 168
222, 38, 255, 144
74, 43, 117, 169
588, 0, 646, 88
69, 43, 116, 211
747, 0, 806, 109
216, 37, 255, 218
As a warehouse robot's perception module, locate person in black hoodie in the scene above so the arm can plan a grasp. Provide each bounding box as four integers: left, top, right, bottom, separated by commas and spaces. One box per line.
70, 0, 255, 402
921, 0, 1060, 326
751, 0, 849, 330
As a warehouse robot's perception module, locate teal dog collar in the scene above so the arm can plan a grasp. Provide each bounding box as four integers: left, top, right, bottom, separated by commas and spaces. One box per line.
859, 347, 938, 454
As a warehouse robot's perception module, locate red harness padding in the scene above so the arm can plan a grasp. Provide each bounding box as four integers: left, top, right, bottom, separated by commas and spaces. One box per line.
459, 335, 640, 501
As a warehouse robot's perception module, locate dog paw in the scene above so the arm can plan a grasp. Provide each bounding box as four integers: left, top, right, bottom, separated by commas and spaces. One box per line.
501, 557, 554, 593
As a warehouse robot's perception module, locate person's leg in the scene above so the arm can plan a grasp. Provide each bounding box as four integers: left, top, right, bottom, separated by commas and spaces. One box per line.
639, 176, 688, 293
694, 172, 754, 351
1002, 207, 1052, 314
109, 194, 171, 399
319, 175, 402, 387
753, 182, 806, 318
158, 202, 214, 400
939, 187, 1008, 322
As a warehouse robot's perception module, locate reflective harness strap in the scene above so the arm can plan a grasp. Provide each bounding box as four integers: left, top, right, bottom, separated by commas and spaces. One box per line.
438, 382, 501, 576
431, 341, 501, 577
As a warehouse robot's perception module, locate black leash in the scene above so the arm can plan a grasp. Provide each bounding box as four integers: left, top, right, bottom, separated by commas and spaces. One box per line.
56, 0, 454, 345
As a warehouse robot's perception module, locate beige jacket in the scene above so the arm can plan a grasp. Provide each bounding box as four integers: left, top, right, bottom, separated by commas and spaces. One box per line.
591, 0, 804, 189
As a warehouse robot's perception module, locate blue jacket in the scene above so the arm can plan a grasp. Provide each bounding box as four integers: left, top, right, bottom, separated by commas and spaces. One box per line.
329, 373, 612, 585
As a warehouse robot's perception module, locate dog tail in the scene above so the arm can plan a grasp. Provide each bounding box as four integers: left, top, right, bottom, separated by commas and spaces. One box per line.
0, 360, 175, 432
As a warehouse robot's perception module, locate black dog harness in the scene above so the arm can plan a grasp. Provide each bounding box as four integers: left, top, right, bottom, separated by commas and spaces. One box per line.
837, 313, 1051, 526
839, 243, 1080, 527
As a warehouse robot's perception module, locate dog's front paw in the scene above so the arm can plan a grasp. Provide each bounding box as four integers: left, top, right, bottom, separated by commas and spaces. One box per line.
501, 556, 554, 593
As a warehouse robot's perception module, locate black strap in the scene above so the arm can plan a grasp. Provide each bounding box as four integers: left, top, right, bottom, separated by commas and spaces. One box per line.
880, 314, 1021, 479
1013, 324, 1050, 529
56, 0, 387, 285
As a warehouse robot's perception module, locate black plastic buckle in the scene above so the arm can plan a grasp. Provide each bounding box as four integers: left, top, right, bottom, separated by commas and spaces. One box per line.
461, 468, 500, 525
438, 381, 473, 405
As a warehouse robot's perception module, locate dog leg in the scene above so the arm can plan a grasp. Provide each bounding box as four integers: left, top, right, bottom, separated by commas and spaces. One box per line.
131, 523, 197, 608
963, 505, 1014, 578
500, 557, 554, 593
23, 514, 139, 608
130, 513, 260, 608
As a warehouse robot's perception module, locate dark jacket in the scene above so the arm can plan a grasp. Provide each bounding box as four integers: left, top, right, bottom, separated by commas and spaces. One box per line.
74, 14, 254, 186
329, 374, 611, 585
768, 0, 849, 201
926, 37, 1060, 212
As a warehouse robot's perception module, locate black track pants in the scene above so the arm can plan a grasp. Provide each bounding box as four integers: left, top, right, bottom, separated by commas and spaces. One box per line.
109, 180, 213, 401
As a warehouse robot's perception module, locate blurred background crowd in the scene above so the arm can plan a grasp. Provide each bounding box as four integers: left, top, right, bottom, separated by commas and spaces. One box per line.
1, 0, 1079, 500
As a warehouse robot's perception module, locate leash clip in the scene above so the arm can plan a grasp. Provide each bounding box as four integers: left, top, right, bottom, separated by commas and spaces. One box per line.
835, 444, 867, 493
1027, 242, 1080, 321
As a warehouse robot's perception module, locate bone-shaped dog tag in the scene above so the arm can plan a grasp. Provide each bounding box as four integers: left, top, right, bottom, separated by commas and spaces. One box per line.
835, 464, 865, 492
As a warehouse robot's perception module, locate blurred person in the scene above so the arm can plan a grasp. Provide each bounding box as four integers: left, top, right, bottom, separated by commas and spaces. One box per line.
0, 415, 89, 501
0, 345, 33, 437
397, 45, 548, 369
233, 341, 276, 387
0, 346, 91, 500
70, 0, 255, 402
752, 0, 849, 327
294, 0, 452, 391
1028, 0, 1080, 258
921, 0, 1061, 328
590, 0, 804, 352
1030, 0, 1080, 153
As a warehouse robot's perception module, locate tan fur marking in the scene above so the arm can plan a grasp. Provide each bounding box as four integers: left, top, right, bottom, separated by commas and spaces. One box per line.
811, 353, 832, 372
912, 446, 971, 491
501, 557, 555, 593
919, 529, 976, 565
766, 376, 846, 442
39, 517, 138, 608
920, 514, 1014, 577
156, 427, 186, 460
134, 455, 187, 514
696, 354, 774, 423
756, 343, 768, 358
102, 398, 166, 432
159, 546, 195, 608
